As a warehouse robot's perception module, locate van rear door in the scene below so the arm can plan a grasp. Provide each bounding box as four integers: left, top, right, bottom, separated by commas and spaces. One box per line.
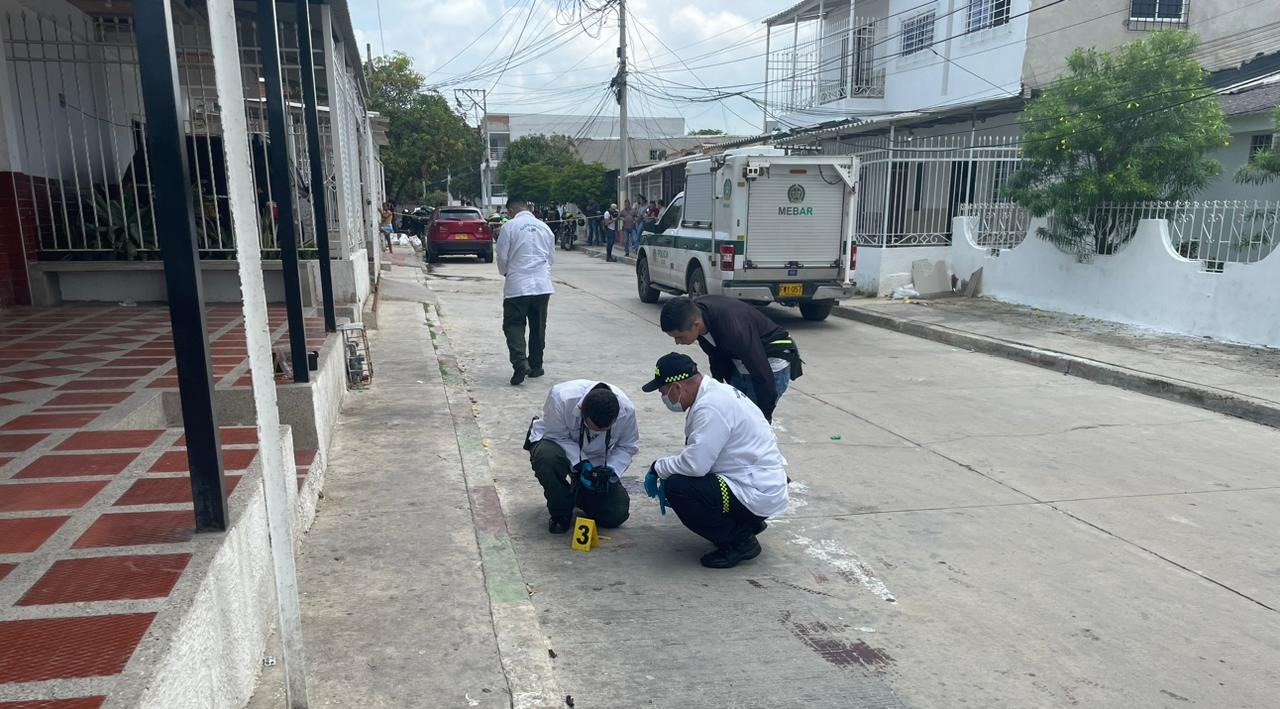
744, 162, 847, 269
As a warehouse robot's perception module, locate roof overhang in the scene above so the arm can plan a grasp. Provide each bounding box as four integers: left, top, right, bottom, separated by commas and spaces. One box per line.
764, 0, 828, 27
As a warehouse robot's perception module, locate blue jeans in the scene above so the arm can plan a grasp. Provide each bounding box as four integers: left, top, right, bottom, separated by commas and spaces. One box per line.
729, 366, 790, 409
625, 225, 641, 255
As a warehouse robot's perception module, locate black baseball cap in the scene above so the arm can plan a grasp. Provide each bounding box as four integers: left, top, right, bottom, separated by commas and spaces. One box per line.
642, 352, 699, 392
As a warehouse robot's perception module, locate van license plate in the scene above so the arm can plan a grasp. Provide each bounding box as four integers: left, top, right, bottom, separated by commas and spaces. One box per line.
778, 283, 803, 297
451, 234, 471, 240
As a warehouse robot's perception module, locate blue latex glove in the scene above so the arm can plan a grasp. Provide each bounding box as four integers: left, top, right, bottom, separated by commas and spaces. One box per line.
576, 461, 595, 490
643, 466, 660, 498
643, 465, 668, 515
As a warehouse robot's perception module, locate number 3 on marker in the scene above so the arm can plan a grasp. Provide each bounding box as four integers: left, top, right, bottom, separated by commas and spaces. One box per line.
571, 517, 597, 552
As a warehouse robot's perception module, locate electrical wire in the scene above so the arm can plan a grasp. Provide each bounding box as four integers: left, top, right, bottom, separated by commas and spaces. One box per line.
640, 0, 1272, 122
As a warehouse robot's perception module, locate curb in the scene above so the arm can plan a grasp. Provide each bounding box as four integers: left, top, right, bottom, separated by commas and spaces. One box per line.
422, 300, 565, 709
580, 244, 637, 267
832, 303, 1280, 430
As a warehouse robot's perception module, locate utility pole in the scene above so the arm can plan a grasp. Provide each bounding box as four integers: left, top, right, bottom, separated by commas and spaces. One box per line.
616, 0, 628, 210
455, 89, 491, 213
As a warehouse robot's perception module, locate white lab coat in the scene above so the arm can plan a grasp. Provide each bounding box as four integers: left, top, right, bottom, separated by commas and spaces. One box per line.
653, 377, 788, 517
529, 380, 640, 474
496, 210, 555, 299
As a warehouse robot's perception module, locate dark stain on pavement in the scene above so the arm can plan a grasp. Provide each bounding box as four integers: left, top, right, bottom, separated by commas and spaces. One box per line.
780, 611, 894, 670
1160, 689, 1190, 702
769, 575, 838, 598
469, 485, 510, 536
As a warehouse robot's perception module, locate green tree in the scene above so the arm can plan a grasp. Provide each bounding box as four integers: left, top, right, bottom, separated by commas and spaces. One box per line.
1004, 31, 1229, 254
505, 164, 557, 205
497, 135, 578, 184
422, 190, 449, 208
1235, 107, 1280, 185
689, 128, 725, 136
552, 161, 610, 206
365, 53, 484, 204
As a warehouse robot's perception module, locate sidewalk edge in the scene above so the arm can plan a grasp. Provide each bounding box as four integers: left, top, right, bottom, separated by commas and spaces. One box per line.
422, 300, 564, 709
833, 304, 1280, 430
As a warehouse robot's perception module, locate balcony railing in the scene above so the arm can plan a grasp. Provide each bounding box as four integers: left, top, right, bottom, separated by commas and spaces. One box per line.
766, 15, 882, 115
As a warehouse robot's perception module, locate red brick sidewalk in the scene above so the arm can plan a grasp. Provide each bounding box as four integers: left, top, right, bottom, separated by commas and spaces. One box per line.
0, 305, 322, 705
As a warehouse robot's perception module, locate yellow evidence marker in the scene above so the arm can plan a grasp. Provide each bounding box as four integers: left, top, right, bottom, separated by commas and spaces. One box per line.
572, 517, 598, 552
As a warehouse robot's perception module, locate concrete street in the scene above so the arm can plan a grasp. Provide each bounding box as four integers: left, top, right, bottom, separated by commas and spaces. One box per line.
432, 250, 1280, 709
257, 252, 1280, 708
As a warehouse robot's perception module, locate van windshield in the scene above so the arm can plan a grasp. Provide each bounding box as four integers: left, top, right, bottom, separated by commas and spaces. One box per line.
436, 209, 483, 221
658, 198, 683, 231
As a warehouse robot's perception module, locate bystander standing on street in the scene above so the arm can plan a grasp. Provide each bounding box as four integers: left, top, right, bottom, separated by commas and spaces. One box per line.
643, 198, 661, 233
496, 196, 556, 386
622, 199, 638, 257
380, 201, 396, 252
585, 201, 601, 245
602, 203, 620, 262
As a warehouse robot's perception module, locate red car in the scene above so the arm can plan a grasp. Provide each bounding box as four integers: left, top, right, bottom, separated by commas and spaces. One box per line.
425, 207, 493, 263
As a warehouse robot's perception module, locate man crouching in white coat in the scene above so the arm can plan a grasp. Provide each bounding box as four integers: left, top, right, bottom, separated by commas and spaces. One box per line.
642, 352, 788, 568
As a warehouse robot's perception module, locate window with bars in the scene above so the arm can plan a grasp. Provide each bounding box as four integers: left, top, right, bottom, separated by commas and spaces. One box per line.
1249, 134, 1275, 158
1130, 0, 1187, 22
967, 0, 1011, 33
901, 11, 936, 56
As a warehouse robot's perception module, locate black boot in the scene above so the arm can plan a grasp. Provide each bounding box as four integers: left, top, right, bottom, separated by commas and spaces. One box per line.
700, 536, 762, 569
548, 516, 572, 534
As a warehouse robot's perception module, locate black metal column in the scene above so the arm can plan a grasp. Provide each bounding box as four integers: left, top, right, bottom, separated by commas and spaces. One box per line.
258, 0, 310, 382
133, 0, 227, 532
296, 0, 336, 333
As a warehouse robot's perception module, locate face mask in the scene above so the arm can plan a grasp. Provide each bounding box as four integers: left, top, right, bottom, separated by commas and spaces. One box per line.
662, 392, 684, 412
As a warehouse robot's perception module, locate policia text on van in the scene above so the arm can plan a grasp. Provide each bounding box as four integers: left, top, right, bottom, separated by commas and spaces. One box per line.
631, 148, 858, 322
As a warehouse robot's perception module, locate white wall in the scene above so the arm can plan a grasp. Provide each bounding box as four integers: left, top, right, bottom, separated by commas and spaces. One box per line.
785, 0, 1030, 127
855, 244, 950, 295
331, 247, 370, 309
949, 216, 1280, 347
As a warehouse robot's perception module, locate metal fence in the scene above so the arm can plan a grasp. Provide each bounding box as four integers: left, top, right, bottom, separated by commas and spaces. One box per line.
829, 134, 1023, 247
1163, 200, 1280, 267
1, 9, 365, 260
960, 202, 1030, 249
959, 200, 1280, 269
327, 36, 368, 255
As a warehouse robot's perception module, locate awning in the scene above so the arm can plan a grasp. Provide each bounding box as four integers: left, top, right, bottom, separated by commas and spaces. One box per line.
763, 0, 831, 26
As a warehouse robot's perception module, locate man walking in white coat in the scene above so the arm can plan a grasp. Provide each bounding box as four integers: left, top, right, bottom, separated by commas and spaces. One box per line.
641, 352, 788, 568
496, 196, 556, 385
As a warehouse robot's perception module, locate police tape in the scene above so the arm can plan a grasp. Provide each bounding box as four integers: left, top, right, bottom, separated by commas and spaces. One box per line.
497, 214, 656, 227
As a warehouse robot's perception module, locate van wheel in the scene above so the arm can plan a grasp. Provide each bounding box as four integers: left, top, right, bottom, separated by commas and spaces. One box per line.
481, 250, 493, 263
637, 256, 660, 303
686, 264, 707, 297
426, 249, 440, 264
799, 301, 834, 321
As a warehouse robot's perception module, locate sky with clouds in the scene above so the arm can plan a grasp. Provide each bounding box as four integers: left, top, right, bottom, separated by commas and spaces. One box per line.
348, 0, 789, 136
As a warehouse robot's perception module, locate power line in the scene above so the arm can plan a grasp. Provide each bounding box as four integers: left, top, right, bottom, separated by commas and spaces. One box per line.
421, 2, 525, 81
641, 0, 1271, 117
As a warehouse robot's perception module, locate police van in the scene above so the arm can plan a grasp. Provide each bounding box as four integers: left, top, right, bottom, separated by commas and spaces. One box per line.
634, 148, 859, 321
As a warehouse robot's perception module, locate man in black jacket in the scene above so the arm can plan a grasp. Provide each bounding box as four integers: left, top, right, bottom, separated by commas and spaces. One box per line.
659, 296, 802, 422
